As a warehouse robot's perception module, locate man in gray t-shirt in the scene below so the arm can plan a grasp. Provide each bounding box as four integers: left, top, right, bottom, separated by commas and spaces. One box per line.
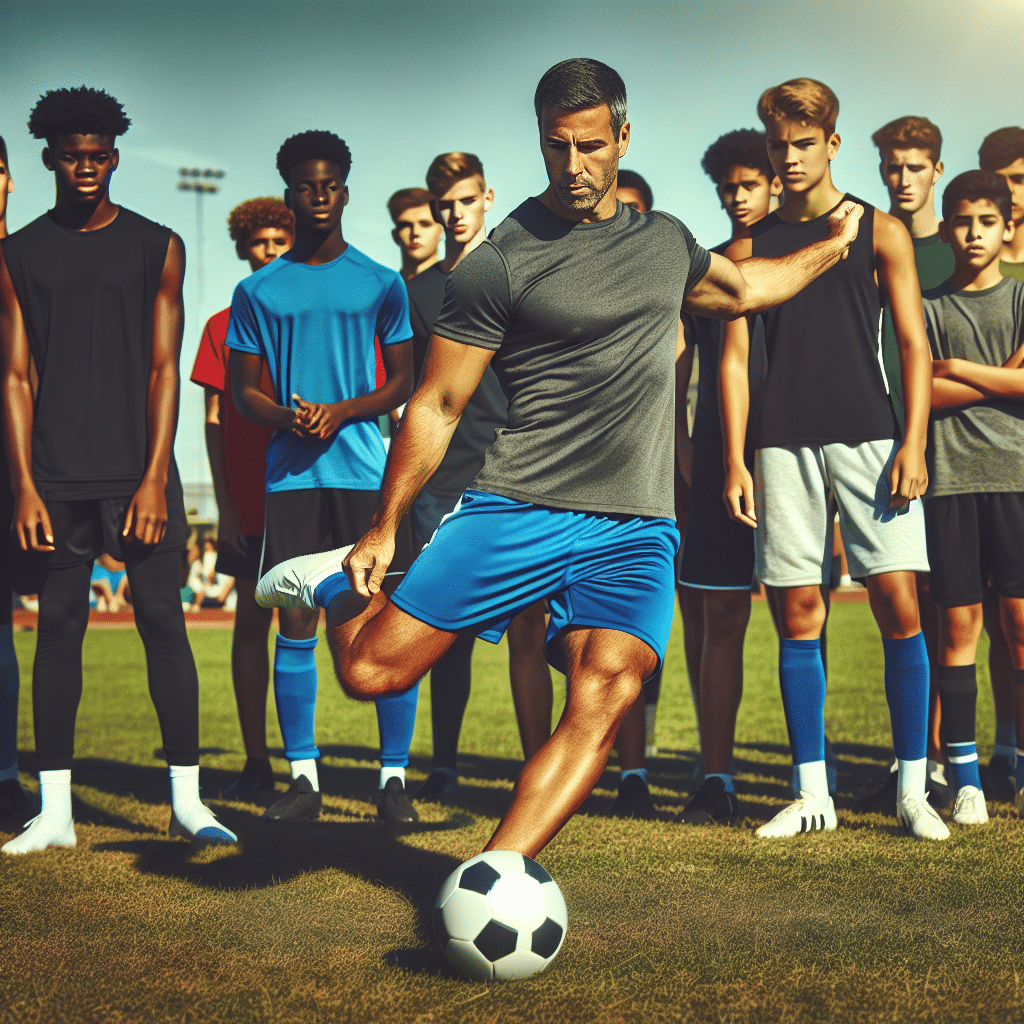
255, 58, 864, 860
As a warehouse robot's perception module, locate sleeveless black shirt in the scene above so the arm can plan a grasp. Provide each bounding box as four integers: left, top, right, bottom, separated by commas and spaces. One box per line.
750, 196, 896, 449
1, 208, 173, 500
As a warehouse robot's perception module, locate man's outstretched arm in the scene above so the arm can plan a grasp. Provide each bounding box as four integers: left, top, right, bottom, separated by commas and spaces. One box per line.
683, 201, 864, 319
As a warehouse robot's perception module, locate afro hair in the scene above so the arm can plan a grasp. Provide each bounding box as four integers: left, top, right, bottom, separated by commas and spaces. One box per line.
276, 131, 351, 184
700, 129, 774, 186
227, 197, 295, 259
28, 86, 130, 142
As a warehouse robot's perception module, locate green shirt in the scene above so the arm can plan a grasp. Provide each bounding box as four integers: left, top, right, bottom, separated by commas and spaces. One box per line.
1000, 259, 1024, 284
882, 233, 956, 429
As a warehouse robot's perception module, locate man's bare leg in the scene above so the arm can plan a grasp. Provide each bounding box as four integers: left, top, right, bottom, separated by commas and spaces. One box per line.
699, 589, 751, 774
484, 627, 657, 858
507, 600, 553, 760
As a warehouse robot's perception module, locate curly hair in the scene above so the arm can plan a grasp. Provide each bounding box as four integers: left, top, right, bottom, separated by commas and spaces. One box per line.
757, 78, 839, 138
276, 131, 351, 184
871, 116, 942, 164
700, 129, 774, 185
227, 197, 294, 259
979, 127, 1024, 174
28, 86, 131, 142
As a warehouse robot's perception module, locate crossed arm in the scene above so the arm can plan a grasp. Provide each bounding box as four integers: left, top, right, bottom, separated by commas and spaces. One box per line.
932, 344, 1024, 409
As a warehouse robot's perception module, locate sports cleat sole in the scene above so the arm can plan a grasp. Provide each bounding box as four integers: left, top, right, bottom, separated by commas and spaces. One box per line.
756, 793, 837, 839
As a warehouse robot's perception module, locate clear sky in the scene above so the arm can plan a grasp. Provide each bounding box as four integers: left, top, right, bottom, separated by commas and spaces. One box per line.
2, 0, 1021, 487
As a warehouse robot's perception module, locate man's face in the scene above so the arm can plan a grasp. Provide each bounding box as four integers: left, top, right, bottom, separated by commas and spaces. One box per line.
392, 203, 443, 263
43, 133, 118, 205
246, 225, 293, 272
285, 159, 348, 234
991, 157, 1024, 226
941, 198, 1013, 271
540, 103, 629, 214
880, 147, 942, 216
765, 120, 838, 195
716, 165, 782, 227
0, 154, 12, 222
615, 186, 648, 212
435, 176, 493, 244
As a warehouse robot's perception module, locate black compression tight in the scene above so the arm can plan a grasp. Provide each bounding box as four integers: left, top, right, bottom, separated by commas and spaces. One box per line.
33, 550, 200, 771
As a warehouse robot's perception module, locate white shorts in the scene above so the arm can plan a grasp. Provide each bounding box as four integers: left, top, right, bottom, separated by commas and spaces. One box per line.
754, 439, 929, 588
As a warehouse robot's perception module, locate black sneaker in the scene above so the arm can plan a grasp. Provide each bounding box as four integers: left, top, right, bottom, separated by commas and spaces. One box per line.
262, 775, 322, 820
605, 774, 657, 819
680, 777, 739, 826
377, 777, 419, 824
223, 757, 276, 802
0, 779, 38, 826
414, 769, 459, 803
984, 754, 1016, 802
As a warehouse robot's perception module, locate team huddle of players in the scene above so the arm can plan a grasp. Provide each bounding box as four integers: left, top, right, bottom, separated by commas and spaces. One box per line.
1, 59, 1023, 860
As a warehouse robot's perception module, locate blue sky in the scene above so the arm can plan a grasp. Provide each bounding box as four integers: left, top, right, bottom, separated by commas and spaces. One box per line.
2, 0, 1021, 486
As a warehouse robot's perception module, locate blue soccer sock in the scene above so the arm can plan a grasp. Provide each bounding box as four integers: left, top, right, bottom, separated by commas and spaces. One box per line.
883, 633, 930, 801
779, 638, 827, 796
0, 621, 19, 780
313, 572, 351, 609
934, 663, 980, 791
376, 683, 420, 788
947, 741, 982, 791
273, 635, 320, 762
620, 767, 648, 788
706, 772, 735, 794
993, 720, 1017, 761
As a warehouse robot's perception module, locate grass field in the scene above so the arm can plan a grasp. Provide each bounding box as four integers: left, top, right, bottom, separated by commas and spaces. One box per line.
2, 603, 1023, 1024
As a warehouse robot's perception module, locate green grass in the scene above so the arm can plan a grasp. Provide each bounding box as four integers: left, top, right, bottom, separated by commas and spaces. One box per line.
1, 604, 1022, 1024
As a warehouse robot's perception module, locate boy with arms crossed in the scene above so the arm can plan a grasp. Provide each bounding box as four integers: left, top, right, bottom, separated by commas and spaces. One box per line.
721, 79, 946, 840
923, 170, 1024, 823
190, 197, 293, 801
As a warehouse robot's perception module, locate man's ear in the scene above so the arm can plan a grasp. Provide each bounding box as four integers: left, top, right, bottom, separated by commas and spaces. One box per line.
618, 120, 630, 159
42, 147, 53, 172
933, 160, 944, 185
283, 188, 293, 211
938, 220, 948, 243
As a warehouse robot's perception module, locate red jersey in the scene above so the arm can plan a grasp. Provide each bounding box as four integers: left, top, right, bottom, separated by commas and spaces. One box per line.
190, 307, 274, 536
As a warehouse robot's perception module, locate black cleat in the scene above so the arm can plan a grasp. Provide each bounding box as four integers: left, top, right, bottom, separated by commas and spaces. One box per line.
0, 779, 38, 827
680, 777, 739, 826
984, 754, 1016, 802
413, 769, 459, 803
377, 776, 419, 824
222, 757, 276, 802
605, 773, 657, 819
262, 775, 322, 821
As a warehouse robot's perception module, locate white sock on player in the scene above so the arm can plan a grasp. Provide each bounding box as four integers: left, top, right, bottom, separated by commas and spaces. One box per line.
897, 757, 927, 804
379, 766, 405, 790
168, 765, 236, 843
291, 758, 319, 791
795, 760, 829, 800
2, 768, 76, 854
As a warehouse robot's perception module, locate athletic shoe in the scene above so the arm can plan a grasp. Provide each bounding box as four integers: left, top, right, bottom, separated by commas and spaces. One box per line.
984, 754, 1016, 802
951, 785, 989, 826
0, 779, 38, 826
1, 814, 76, 854
605, 774, 657, 819
377, 777, 419, 824
263, 775, 322, 821
168, 810, 236, 845
756, 792, 837, 838
414, 769, 459, 803
254, 546, 354, 610
926, 759, 953, 809
897, 793, 950, 840
680, 777, 738, 826
222, 758, 276, 802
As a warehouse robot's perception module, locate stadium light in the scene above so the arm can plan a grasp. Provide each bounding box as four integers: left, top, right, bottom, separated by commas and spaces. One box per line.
178, 167, 226, 306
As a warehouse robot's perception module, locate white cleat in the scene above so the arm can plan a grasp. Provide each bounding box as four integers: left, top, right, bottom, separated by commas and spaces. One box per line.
254, 546, 354, 610
951, 785, 989, 826
756, 792, 837, 838
897, 793, 950, 840
1, 814, 77, 854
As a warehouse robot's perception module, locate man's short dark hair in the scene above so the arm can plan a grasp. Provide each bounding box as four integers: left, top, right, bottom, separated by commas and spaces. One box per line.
534, 58, 627, 135
700, 129, 774, 185
387, 187, 436, 223
942, 170, 1012, 224
979, 127, 1024, 173
0, 135, 8, 169
276, 131, 352, 185
227, 197, 294, 259
27, 86, 131, 143
871, 116, 943, 164
616, 170, 653, 211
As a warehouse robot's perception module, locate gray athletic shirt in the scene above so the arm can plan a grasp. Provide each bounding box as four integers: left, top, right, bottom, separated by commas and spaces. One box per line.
432, 198, 710, 518
923, 276, 1024, 496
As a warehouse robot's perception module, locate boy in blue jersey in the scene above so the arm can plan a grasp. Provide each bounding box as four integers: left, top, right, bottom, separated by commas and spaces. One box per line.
228, 131, 418, 825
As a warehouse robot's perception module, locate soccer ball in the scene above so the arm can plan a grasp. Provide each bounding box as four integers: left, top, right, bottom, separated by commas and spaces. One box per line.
433, 851, 568, 981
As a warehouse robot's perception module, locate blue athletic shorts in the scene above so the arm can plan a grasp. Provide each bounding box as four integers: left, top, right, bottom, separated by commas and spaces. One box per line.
390, 490, 679, 675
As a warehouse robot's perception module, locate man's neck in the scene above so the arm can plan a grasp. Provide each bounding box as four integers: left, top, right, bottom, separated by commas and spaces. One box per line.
290, 227, 347, 266
442, 226, 486, 272
952, 259, 1004, 292
402, 252, 439, 280
50, 194, 119, 231
1002, 222, 1024, 264
890, 200, 940, 239
0, 217, 6, 240
537, 184, 618, 224
776, 176, 844, 223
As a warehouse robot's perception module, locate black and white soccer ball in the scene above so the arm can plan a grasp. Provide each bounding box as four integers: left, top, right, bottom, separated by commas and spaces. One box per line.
433, 851, 568, 981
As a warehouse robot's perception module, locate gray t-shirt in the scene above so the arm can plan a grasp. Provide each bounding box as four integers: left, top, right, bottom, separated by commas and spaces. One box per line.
923, 276, 1024, 496
432, 198, 710, 518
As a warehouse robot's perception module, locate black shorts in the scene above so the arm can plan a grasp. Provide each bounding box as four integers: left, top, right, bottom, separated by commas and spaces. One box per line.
260, 488, 413, 577
678, 435, 755, 590
924, 492, 1024, 607
216, 535, 263, 582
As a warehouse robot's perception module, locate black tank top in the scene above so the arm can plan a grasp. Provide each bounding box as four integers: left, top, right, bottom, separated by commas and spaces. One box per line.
1, 208, 173, 499
750, 195, 896, 449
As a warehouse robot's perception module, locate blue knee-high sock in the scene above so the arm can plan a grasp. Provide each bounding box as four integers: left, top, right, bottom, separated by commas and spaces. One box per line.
0, 621, 19, 779
314, 572, 351, 609
376, 683, 420, 770
883, 633, 929, 763
779, 638, 827, 784
274, 635, 320, 761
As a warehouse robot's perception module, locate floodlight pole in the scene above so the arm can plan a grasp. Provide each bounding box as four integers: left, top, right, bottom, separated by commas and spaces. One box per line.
177, 168, 226, 307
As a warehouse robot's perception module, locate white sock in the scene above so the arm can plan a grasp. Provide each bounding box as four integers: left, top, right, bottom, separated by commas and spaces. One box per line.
291, 758, 319, 791
795, 760, 829, 800
169, 765, 236, 842
897, 757, 927, 803
2, 769, 76, 854
379, 766, 405, 790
